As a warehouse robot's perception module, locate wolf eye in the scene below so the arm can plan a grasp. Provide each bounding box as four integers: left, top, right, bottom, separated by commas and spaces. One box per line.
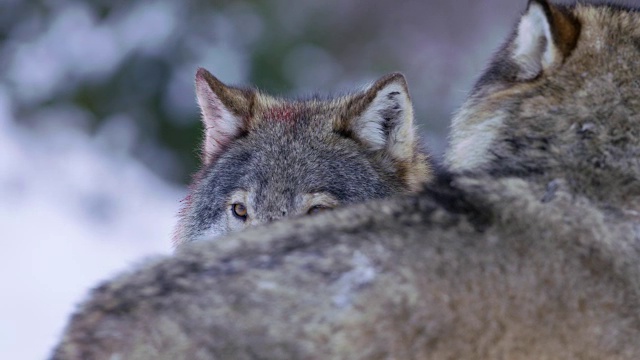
307, 205, 332, 215
231, 203, 248, 220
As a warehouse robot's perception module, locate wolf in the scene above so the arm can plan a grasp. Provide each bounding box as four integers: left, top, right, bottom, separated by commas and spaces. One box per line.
174, 69, 432, 245
51, 176, 640, 359
52, 1, 640, 359
446, 0, 640, 214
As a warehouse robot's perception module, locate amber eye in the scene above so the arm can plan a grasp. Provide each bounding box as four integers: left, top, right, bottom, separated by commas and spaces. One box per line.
307, 205, 331, 215
232, 203, 248, 220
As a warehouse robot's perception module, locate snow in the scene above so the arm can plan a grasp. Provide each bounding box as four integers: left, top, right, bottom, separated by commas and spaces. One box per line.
0, 88, 184, 359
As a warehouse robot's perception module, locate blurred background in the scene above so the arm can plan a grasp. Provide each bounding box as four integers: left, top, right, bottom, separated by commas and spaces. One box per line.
2, 0, 635, 358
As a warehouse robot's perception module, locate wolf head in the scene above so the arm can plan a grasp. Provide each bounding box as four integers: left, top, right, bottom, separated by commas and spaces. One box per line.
447, 0, 640, 209
174, 69, 431, 244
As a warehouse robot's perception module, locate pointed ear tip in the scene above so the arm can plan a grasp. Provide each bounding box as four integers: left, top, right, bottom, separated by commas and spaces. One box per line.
527, 0, 550, 11
375, 72, 408, 90
387, 72, 407, 83
195, 67, 217, 83
195, 67, 208, 78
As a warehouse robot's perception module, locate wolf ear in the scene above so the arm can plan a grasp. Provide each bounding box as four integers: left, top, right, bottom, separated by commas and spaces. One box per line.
195, 68, 254, 165
511, 0, 580, 80
342, 73, 417, 162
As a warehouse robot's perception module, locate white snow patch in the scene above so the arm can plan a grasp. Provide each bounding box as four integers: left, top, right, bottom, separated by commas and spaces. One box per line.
0, 87, 184, 359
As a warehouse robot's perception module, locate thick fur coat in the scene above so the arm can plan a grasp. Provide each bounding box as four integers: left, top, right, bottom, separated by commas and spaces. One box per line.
53, 1, 640, 358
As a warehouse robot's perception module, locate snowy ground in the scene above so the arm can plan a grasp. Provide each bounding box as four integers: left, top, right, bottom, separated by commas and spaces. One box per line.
0, 89, 184, 359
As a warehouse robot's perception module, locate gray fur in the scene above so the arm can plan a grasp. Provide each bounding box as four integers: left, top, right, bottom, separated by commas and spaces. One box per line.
53, 1, 640, 359
176, 70, 431, 244
447, 1, 640, 214
51, 176, 640, 359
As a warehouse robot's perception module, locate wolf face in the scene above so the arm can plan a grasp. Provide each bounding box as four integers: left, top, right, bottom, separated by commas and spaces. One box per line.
175, 69, 431, 244
447, 0, 640, 210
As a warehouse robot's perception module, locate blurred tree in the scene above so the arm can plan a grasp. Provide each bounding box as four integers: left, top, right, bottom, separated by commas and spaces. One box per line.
4, 0, 635, 184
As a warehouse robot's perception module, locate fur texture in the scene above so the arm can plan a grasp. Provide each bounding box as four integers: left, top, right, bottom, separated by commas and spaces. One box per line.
52, 1, 640, 359
51, 175, 640, 359
447, 1, 640, 214
175, 69, 432, 244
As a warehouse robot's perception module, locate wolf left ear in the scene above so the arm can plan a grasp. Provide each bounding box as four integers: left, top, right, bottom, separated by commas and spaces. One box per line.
341, 73, 417, 162
511, 0, 580, 80
195, 68, 254, 165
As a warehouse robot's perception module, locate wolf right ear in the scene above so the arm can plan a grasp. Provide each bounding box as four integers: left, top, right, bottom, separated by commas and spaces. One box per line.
511, 0, 580, 80
195, 68, 254, 165
340, 73, 417, 163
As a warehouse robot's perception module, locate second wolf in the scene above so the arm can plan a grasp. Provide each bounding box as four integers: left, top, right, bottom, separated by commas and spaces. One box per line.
446, 0, 640, 213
